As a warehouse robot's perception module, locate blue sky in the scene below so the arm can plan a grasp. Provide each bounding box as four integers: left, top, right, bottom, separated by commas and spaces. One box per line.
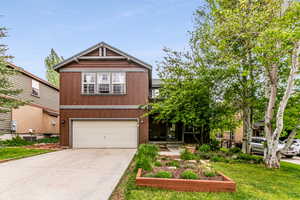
1, 0, 201, 79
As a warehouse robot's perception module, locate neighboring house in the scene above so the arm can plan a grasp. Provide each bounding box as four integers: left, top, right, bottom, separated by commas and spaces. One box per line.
0, 63, 59, 137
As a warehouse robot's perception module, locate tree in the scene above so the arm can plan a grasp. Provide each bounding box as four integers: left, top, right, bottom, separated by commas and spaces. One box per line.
254, 0, 300, 168
45, 49, 63, 87
0, 26, 25, 113
192, 0, 267, 153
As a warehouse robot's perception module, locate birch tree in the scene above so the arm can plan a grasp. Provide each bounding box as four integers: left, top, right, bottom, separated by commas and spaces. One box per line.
254, 0, 300, 168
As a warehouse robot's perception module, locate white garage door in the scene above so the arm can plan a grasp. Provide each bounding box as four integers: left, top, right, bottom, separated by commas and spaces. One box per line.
72, 120, 138, 148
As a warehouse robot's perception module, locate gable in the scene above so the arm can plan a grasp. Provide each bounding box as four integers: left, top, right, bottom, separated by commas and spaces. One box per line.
53, 42, 152, 71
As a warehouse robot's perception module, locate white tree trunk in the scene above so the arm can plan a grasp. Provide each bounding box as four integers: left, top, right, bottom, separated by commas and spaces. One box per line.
264, 41, 300, 168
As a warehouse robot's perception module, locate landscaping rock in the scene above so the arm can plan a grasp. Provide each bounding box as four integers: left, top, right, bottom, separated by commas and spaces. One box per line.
187, 160, 197, 164
174, 158, 182, 162
199, 160, 209, 165
167, 166, 177, 170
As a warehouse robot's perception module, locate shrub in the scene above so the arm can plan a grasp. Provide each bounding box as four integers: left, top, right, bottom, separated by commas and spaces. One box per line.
2, 136, 33, 146
135, 156, 153, 171
210, 139, 220, 151
166, 160, 180, 168
229, 147, 241, 154
180, 149, 196, 160
36, 137, 59, 144
136, 144, 159, 161
236, 153, 263, 164
154, 161, 162, 167
155, 171, 172, 178
220, 147, 229, 154
211, 155, 225, 162
202, 166, 217, 177
180, 170, 198, 179
198, 144, 211, 153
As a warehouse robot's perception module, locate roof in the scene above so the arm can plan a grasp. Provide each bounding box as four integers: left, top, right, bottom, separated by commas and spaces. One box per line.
53, 42, 152, 71
152, 79, 161, 88
7, 62, 59, 91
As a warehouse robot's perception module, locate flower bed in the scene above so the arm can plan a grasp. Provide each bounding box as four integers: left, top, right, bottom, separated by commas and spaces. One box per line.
135, 154, 236, 192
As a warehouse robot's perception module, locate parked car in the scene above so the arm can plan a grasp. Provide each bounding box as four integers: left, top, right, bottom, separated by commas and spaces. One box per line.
283, 139, 300, 156
250, 137, 298, 158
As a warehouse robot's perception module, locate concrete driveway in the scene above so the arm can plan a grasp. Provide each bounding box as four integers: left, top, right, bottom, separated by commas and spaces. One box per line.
0, 149, 136, 200
282, 156, 300, 165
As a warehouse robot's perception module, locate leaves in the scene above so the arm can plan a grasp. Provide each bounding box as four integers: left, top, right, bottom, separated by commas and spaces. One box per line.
44, 49, 63, 87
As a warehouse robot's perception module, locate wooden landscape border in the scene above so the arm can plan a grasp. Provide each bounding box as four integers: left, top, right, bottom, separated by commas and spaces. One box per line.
136, 168, 236, 192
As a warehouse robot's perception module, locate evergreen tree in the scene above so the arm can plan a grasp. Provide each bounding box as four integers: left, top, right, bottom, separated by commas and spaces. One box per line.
45, 49, 63, 87
0, 26, 25, 113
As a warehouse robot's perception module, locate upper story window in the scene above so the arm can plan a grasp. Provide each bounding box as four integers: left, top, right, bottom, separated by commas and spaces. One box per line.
83, 73, 96, 94
31, 79, 40, 97
82, 72, 126, 95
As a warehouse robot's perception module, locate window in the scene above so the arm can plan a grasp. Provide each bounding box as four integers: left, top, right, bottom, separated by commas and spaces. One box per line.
97, 73, 110, 93
82, 73, 96, 94
82, 72, 126, 95
32, 80, 39, 97
152, 89, 160, 98
112, 72, 126, 94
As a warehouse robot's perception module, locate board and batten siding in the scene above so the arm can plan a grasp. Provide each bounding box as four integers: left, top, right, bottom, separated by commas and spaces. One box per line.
59, 57, 150, 146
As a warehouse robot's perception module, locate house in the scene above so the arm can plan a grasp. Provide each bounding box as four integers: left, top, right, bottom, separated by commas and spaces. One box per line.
55, 42, 213, 148
0, 63, 59, 138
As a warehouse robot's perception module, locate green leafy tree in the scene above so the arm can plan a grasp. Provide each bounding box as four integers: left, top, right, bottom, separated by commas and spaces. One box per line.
0, 26, 25, 113
44, 49, 63, 87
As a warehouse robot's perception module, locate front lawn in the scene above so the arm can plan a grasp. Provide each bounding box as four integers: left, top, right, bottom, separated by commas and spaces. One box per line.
0, 147, 53, 161
112, 161, 300, 200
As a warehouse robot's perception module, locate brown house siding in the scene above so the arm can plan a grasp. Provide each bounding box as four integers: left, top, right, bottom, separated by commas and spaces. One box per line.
59, 59, 149, 146
60, 71, 148, 105
60, 109, 148, 146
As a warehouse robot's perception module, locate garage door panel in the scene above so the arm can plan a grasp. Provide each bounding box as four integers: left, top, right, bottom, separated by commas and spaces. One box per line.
72, 120, 138, 148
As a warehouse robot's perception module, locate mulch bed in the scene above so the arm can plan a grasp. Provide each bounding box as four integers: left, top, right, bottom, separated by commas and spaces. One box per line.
24, 143, 65, 150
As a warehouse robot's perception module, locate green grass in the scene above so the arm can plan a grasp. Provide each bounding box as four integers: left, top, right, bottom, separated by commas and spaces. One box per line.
0, 147, 53, 160
116, 161, 300, 200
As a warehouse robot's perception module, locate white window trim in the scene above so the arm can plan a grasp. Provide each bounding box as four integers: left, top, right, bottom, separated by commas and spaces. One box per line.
31, 79, 40, 97
82, 72, 126, 95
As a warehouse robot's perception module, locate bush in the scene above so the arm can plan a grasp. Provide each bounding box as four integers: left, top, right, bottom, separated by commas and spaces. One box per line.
229, 147, 241, 154
166, 160, 180, 168
154, 161, 162, 167
135, 156, 153, 171
220, 147, 229, 154
211, 155, 226, 162
36, 137, 59, 144
155, 171, 172, 178
210, 139, 220, 151
136, 144, 159, 161
203, 169, 217, 177
236, 153, 263, 164
180, 149, 196, 160
198, 144, 211, 153
2, 136, 33, 146
180, 170, 198, 179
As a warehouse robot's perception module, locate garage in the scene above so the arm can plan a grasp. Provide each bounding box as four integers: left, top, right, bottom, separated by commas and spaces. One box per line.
72, 120, 138, 148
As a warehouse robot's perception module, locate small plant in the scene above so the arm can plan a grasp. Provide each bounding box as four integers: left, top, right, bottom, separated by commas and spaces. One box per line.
135, 156, 152, 171
2, 136, 34, 146
198, 144, 211, 153
136, 144, 159, 161
211, 155, 225, 162
154, 161, 162, 167
229, 147, 241, 154
180, 149, 196, 160
210, 139, 220, 151
36, 137, 59, 144
166, 160, 180, 168
236, 153, 263, 164
155, 171, 172, 178
220, 147, 229, 154
180, 170, 198, 179
202, 167, 217, 177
